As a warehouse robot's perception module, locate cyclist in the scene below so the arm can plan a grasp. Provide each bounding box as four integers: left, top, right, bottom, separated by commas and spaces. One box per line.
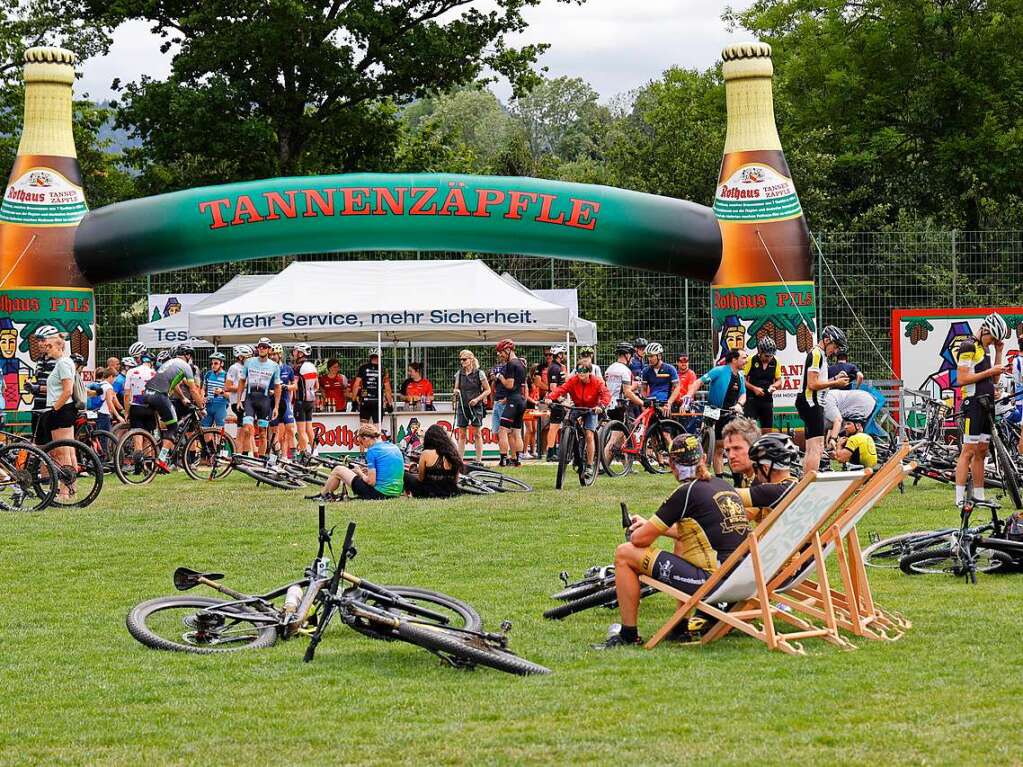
225, 345, 250, 430
720, 416, 761, 488
578, 346, 602, 379
314, 423, 404, 501
291, 343, 319, 456
543, 345, 568, 462
547, 362, 611, 478
640, 342, 681, 414
603, 342, 644, 422
238, 337, 282, 458
743, 336, 780, 431
142, 344, 205, 472
823, 386, 879, 446
629, 337, 648, 379
954, 312, 1010, 506
687, 348, 748, 476
200, 352, 229, 429
123, 352, 156, 431
269, 343, 297, 458
736, 432, 800, 522
495, 338, 528, 468
832, 418, 877, 469
1009, 352, 1023, 456
828, 349, 863, 389
796, 324, 849, 476
352, 351, 390, 423
595, 434, 750, 649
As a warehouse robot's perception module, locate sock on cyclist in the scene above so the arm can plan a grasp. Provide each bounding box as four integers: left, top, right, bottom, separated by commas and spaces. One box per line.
955, 484, 965, 505
620, 625, 639, 643
974, 486, 984, 501
157, 447, 169, 462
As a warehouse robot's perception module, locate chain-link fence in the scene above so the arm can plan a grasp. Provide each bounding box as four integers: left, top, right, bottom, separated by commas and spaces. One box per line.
94, 230, 1023, 385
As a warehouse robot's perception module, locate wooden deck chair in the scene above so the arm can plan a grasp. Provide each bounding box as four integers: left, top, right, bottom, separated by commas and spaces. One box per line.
640, 470, 867, 656
768, 446, 915, 641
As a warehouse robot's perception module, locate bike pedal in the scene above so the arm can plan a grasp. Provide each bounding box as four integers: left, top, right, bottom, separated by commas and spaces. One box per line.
500, 620, 512, 634
558, 570, 570, 587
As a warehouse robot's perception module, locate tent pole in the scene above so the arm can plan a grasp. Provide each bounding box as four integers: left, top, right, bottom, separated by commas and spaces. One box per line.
377, 332, 383, 427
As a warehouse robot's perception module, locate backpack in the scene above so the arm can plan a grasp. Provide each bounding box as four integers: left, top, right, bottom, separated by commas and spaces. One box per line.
72, 371, 88, 410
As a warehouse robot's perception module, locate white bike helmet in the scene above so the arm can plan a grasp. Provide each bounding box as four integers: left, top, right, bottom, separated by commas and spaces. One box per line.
981, 312, 1010, 341
33, 324, 62, 339
645, 342, 664, 356
128, 341, 148, 357
120, 356, 136, 368
293, 342, 312, 357
270, 343, 284, 356
234, 344, 253, 358
549, 344, 567, 356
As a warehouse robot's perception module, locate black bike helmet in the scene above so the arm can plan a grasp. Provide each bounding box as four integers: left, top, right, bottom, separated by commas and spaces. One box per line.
615, 342, 635, 357
749, 433, 800, 472
173, 343, 195, 358
632, 337, 648, 349
71, 353, 86, 366
820, 325, 847, 349
757, 336, 777, 355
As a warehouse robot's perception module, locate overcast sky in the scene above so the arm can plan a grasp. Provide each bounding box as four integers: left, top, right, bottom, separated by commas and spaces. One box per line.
77, 0, 757, 103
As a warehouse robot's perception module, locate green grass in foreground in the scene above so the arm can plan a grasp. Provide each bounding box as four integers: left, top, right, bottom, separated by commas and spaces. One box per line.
2, 464, 1022, 766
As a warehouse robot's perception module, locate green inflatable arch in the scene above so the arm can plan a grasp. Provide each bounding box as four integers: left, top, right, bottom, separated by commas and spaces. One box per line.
74, 173, 722, 284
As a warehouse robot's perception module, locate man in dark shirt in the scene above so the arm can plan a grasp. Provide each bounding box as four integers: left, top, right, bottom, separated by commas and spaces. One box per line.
595, 434, 750, 649
736, 433, 800, 523
828, 350, 863, 390
543, 345, 568, 461
495, 339, 527, 467
743, 336, 781, 431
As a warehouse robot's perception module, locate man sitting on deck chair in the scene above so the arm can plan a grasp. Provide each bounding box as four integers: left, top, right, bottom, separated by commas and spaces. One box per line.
595, 434, 750, 649
736, 433, 800, 523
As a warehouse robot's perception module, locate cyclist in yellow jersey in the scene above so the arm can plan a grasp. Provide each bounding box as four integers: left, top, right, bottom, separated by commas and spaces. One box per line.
954, 313, 1010, 506
795, 325, 850, 475
833, 419, 877, 469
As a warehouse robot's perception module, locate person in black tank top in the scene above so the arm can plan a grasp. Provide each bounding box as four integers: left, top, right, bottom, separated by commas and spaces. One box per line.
405, 425, 463, 498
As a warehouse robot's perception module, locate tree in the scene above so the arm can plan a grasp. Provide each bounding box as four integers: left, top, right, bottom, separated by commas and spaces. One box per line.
729, 0, 1023, 229
510, 76, 605, 161
99, 0, 588, 187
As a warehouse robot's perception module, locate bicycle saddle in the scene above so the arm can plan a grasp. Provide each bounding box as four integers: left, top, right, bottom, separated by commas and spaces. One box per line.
173, 567, 225, 591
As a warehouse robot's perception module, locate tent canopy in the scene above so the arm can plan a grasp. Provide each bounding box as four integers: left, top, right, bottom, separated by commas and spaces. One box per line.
138, 274, 273, 347
188, 260, 596, 345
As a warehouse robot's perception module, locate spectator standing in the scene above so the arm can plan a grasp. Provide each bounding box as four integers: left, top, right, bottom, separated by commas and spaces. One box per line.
742, 337, 781, 431
403, 362, 435, 410
453, 350, 490, 463
543, 345, 568, 461
828, 350, 863, 389
95, 367, 121, 433
352, 351, 393, 423
320, 358, 348, 413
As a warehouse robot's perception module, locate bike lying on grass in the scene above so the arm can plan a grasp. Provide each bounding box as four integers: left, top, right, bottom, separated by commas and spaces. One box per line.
126, 505, 549, 675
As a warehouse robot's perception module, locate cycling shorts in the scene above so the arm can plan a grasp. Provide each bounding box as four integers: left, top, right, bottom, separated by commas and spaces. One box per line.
143, 390, 178, 426
294, 400, 315, 423
795, 393, 825, 439
500, 394, 526, 430
961, 396, 993, 444
271, 397, 295, 426
606, 405, 626, 423
129, 404, 156, 431
714, 409, 738, 441
640, 548, 711, 595
743, 397, 774, 430
243, 391, 274, 428
358, 399, 380, 423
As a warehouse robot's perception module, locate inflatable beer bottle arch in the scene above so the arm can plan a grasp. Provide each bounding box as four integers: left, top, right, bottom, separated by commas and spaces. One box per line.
712, 42, 815, 430
0, 47, 93, 418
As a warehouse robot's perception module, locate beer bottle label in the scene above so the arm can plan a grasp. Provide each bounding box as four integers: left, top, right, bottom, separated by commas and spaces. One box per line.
714, 163, 802, 223
0, 167, 88, 226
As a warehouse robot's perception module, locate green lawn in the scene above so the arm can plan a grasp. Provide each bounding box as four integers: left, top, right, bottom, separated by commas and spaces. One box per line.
2, 464, 1022, 766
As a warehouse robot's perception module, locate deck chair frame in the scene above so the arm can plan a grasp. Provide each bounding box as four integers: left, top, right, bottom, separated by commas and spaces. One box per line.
640, 470, 867, 655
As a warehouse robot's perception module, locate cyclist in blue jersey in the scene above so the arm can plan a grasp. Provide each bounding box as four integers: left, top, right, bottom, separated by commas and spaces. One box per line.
238, 337, 282, 457
201, 352, 228, 429
686, 349, 748, 475
269, 343, 297, 458
143, 344, 205, 472
629, 337, 648, 380
639, 342, 681, 415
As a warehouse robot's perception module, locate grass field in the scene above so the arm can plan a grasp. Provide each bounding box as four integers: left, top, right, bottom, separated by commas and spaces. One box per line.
2, 462, 1023, 766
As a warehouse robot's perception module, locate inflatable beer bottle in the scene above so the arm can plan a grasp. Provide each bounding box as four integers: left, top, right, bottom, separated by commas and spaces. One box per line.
712, 41, 814, 430
0, 47, 93, 416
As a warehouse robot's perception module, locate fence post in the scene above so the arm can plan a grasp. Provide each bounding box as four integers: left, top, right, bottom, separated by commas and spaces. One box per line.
684, 278, 690, 353
951, 230, 957, 307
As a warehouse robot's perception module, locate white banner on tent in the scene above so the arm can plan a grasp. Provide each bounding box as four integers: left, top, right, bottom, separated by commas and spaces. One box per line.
147, 293, 207, 324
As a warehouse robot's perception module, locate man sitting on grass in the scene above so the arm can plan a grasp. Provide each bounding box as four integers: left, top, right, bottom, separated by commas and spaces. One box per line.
311, 424, 404, 501
594, 434, 750, 649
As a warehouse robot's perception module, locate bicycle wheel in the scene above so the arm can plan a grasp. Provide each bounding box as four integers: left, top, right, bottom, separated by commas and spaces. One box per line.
555, 427, 577, 490
551, 572, 614, 601
42, 439, 103, 508
0, 441, 57, 511
544, 585, 619, 620
182, 429, 236, 481
234, 462, 306, 490
466, 469, 532, 493
990, 433, 1022, 510
84, 429, 118, 471
862, 530, 947, 568
346, 585, 483, 638
114, 428, 160, 485
457, 474, 496, 495
127, 596, 278, 654
639, 419, 683, 474
598, 421, 633, 477
899, 546, 1012, 576
394, 621, 550, 676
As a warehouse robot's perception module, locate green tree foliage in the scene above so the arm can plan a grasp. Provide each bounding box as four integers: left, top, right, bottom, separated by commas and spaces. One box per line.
96, 0, 586, 189
729, 0, 1023, 229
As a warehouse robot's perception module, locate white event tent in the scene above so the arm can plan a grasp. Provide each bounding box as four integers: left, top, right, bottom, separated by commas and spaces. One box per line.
187, 260, 597, 346
137, 274, 273, 348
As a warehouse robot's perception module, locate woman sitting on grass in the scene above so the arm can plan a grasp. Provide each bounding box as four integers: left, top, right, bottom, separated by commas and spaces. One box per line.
404, 425, 463, 499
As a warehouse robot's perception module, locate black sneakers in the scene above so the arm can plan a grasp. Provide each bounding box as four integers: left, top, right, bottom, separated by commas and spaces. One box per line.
591, 624, 643, 650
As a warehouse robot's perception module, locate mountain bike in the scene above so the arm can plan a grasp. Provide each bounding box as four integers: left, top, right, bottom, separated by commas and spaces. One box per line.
598, 399, 684, 477
74, 411, 118, 473
41, 437, 103, 507
0, 438, 58, 511
555, 407, 602, 489
127, 505, 549, 675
